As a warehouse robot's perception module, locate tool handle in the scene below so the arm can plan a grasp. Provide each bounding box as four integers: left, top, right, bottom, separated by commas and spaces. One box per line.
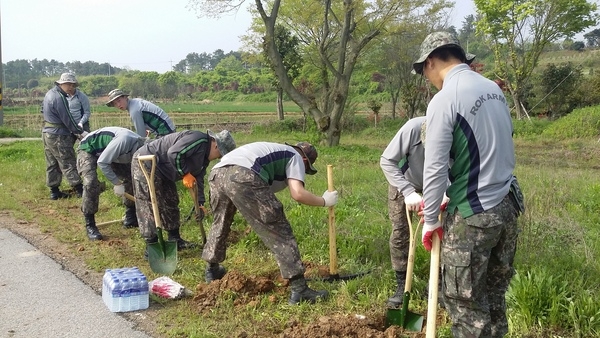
124, 192, 135, 202
426, 231, 441, 337
327, 164, 337, 276
96, 219, 123, 227
138, 155, 162, 230
189, 183, 207, 245
404, 205, 421, 293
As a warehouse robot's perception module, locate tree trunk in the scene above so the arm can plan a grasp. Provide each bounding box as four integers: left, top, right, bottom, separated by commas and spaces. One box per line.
277, 87, 284, 120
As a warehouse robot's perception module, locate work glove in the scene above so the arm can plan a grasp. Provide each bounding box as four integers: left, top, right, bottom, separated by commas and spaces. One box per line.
78, 122, 84, 129
322, 190, 339, 207
441, 193, 450, 211
182, 173, 196, 189
77, 131, 89, 140
404, 191, 423, 211
113, 184, 125, 197
422, 221, 443, 251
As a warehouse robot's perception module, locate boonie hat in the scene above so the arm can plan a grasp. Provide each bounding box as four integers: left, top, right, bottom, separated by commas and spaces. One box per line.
412, 31, 476, 75
207, 129, 236, 156
106, 89, 129, 107
55, 73, 78, 85
287, 141, 318, 175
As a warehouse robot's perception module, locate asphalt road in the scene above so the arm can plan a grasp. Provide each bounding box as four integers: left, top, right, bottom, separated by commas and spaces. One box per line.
0, 227, 152, 338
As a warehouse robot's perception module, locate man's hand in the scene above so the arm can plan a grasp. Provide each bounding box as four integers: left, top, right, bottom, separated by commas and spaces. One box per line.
182, 173, 196, 189
195, 205, 208, 222
113, 184, 125, 197
322, 190, 339, 207
441, 193, 450, 211
405, 192, 423, 211
422, 221, 443, 251
78, 122, 84, 129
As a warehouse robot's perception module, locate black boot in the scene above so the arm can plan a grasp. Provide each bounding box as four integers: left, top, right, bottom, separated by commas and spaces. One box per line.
205, 263, 227, 283
74, 183, 84, 198
122, 206, 138, 228
84, 214, 103, 241
143, 235, 158, 260
167, 229, 197, 250
288, 275, 328, 305
50, 187, 69, 200
386, 270, 407, 308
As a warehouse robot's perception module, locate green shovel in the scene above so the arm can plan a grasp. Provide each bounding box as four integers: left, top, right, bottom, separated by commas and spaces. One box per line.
138, 154, 177, 275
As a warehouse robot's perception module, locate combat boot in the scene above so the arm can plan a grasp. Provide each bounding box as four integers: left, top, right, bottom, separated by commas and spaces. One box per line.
50, 187, 69, 200
288, 275, 329, 305
122, 206, 138, 228
205, 263, 227, 283
167, 228, 197, 250
386, 270, 407, 308
84, 214, 103, 241
74, 183, 84, 198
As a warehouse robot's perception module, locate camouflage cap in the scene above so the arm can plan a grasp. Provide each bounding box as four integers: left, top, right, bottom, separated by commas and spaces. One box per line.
55, 73, 78, 85
106, 89, 129, 107
287, 141, 318, 175
207, 129, 236, 156
412, 31, 476, 75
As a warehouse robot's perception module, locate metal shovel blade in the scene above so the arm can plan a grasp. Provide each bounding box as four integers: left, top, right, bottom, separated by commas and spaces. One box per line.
147, 228, 178, 275
385, 292, 424, 332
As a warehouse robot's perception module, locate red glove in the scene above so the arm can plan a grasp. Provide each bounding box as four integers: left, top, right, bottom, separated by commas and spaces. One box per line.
422, 221, 443, 251
182, 173, 196, 189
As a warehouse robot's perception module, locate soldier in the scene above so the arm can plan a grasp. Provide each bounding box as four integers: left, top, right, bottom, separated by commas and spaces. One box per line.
201, 141, 339, 305
414, 31, 524, 337
379, 116, 448, 308
105, 89, 176, 138
42, 73, 87, 200
63, 73, 92, 132
131, 130, 236, 255
77, 127, 146, 240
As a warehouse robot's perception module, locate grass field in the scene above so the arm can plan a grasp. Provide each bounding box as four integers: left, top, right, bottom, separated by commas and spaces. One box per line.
1, 110, 600, 337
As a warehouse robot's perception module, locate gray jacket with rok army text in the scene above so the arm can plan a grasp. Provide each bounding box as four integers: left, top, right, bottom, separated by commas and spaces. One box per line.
42, 85, 85, 136
135, 130, 212, 203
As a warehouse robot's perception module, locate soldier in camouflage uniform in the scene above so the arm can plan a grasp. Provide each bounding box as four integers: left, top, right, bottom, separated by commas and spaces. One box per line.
414, 31, 524, 337
77, 127, 146, 240
131, 129, 236, 255
106, 89, 176, 138
201, 141, 339, 305
42, 73, 87, 200
380, 116, 448, 308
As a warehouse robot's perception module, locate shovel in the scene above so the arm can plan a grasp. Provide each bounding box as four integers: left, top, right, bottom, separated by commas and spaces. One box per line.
316, 165, 369, 282
138, 154, 177, 275
426, 230, 442, 338
385, 205, 424, 331
189, 182, 207, 245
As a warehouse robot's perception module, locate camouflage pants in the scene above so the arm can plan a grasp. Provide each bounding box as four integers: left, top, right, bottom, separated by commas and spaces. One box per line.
442, 194, 519, 338
76, 150, 135, 215
131, 156, 180, 240
42, 133, 81, 188
202, 166, 304, 279
388, 185, 411, 272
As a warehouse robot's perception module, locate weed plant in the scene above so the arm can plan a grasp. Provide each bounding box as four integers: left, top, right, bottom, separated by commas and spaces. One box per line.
1, 109, 600, 337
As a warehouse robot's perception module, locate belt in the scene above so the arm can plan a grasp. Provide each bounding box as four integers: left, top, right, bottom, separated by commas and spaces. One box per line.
44, 121, 67, 128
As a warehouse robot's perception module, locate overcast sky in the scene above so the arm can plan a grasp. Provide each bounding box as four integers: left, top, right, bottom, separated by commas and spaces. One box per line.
1, 0, 476, 74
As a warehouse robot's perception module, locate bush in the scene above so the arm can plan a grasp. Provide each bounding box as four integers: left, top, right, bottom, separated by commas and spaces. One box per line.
0, 127, 22, 138
541, 106, 600, 139
512, 119, 552, 137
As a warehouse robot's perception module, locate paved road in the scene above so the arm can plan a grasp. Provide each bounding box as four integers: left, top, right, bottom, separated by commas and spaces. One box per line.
0, 228, 152, 338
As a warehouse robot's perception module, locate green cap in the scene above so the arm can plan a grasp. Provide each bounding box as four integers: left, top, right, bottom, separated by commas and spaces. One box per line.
412, 31, 476, 75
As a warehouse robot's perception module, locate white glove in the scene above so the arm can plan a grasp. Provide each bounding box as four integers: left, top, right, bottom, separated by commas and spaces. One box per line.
78, 122, 84, 129
404, 191, 423, 211
80, 131, 89, 139
113, 184, 125, 196
422, 221, 443, 251
322, 190, 339, 207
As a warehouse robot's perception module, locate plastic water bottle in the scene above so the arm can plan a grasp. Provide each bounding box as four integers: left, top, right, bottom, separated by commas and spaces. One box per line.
102, 267, 149, 312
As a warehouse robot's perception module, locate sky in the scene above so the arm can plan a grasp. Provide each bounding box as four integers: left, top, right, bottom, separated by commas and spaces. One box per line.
1, 0, 476, 74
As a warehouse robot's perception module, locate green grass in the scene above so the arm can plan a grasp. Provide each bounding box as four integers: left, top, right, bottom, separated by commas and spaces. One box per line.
2, 111, 600, 337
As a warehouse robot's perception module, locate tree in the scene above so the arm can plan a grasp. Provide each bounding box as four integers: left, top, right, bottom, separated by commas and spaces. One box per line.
188, 0, 450, 146
583, 28, 600, 47
533, 62, 583, 118
474, 0, 598, 119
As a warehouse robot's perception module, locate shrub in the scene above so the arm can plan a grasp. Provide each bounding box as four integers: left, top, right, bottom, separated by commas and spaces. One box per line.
541, 106, 600, 139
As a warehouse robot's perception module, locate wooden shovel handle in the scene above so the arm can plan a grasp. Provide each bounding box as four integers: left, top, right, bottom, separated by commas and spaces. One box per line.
426, 216, 442, 338
404, 205, 422, 293
327, 165, 337, 276
138, 155, 162, 230
189, 182, 207, 245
